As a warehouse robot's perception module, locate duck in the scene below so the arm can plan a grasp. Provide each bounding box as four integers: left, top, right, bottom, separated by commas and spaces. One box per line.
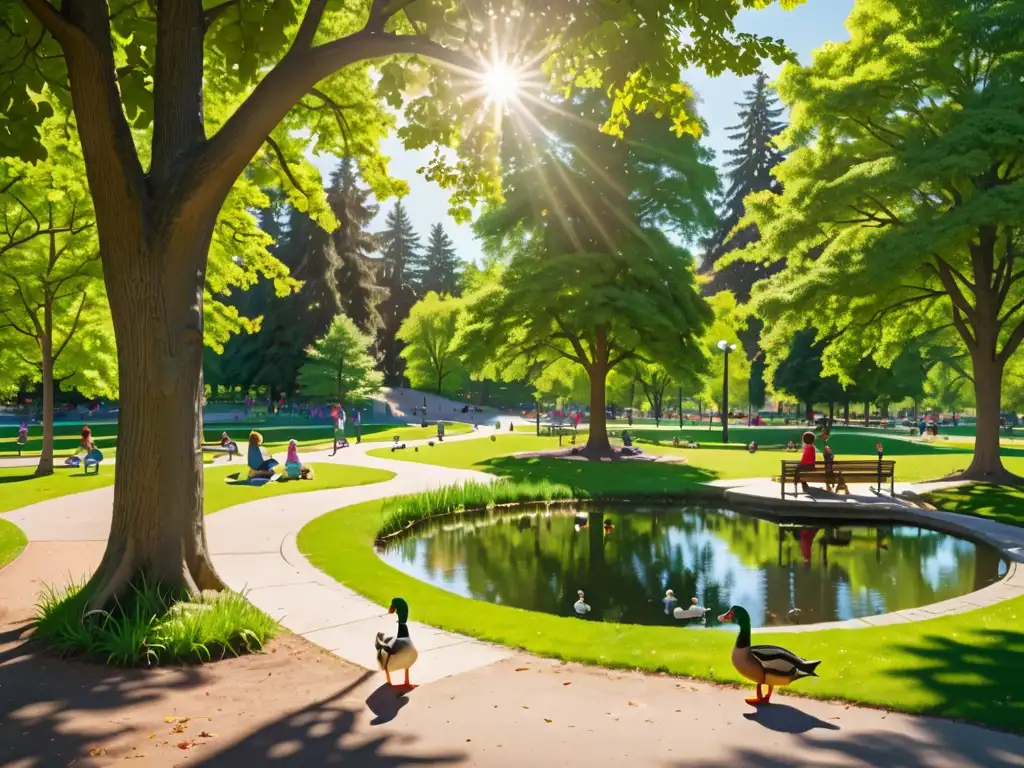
718, 605, 820, 705
663, 589, 679, 615
574, 590, 591, 616
374, 597, 418, 688
673, 597, 709, 621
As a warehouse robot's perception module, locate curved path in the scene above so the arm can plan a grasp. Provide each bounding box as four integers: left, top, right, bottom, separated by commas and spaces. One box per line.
3, 429, 1024, 766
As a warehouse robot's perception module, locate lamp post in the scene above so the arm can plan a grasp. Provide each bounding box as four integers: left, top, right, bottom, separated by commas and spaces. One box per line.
717, 340, 737, 444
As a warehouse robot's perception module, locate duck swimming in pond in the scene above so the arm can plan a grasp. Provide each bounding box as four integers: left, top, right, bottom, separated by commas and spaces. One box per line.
574, 590, 591, 616
719, 605, 820, 705
673, 597, 709, 621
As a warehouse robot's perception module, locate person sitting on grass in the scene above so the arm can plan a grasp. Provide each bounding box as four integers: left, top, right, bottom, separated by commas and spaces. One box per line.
748, 441, 758, 454
284, 439, 313, 480
246, 431, 278, 479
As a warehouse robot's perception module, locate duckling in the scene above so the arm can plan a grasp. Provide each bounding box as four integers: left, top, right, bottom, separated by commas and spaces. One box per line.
574, 590, 591, 616
663, 589, 679, 615
673, 597, 709, 621
374, 597, 418, 688
718, 605, 820, 705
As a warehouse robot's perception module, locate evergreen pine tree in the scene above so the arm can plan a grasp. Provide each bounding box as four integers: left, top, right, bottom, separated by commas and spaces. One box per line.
702, 72, 787, 411
416, 223, 463, 296
702, 71, 786, 300
376, 200, 422, 384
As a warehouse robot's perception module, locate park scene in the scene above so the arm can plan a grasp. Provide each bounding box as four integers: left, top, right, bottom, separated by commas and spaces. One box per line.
2, 0, 1024, 765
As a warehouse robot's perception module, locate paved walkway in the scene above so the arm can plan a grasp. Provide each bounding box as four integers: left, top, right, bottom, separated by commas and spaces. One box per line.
4, 432, 1024, 764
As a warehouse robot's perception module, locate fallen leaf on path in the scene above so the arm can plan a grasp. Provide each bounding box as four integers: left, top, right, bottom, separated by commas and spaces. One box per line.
562, 682, 571, 686
163, 717, 176, 723
544, 718, 552, 723
627, 700, 639, 707
176, 741, 194, 751
197, 732, 214, 739
88, 748, 107, 757
148, 734, 156, 740
170, 724, 186, 734
521, 705, 529, 709
515, 667, 529, 672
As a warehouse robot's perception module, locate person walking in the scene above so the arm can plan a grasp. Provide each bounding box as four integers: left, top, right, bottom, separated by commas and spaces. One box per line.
352, 406, 361, 443
331, 405, 348, 455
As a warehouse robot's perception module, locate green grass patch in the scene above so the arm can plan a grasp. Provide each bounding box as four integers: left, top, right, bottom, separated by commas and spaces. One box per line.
203, 462, 395, 515
299, 497, 1024, 732
0, 519, 27, 568
0, 466, 115, 515
923, 484, 1024, 528
379, 480, 576, 537
33, 577, 278, 666
368, 433, 564, 468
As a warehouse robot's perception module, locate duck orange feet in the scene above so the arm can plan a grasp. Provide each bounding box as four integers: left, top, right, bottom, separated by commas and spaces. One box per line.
745, 684, 773, 706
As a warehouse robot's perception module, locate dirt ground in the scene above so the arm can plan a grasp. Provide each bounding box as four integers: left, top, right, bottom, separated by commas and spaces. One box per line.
3, 542, 1023, 768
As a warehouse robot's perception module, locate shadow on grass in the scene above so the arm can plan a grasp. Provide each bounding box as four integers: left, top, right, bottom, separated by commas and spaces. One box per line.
680, 716, 1024, 767
891, 627, 1024, 732
481, 455, 720, 497
924, 483, 1024, 527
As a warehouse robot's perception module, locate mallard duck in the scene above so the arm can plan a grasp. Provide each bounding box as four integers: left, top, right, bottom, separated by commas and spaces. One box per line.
673, 597, 709, 621
374, 597, 418, 687
718, 605, 820, 705
663, 589, 679, 615
574, 590, 591, 616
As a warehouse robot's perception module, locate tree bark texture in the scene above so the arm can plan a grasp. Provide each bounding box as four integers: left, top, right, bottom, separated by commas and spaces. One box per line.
583, 329, 613, 457
85, 229, 225, 610
964, 354, 1009, 479
35, 333, 55, 477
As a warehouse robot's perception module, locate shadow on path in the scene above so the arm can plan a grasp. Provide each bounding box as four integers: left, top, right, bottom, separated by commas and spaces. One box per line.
743, 704, 842, 734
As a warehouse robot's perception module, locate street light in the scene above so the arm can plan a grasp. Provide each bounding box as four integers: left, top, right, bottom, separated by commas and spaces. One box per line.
717, 340, 737, 444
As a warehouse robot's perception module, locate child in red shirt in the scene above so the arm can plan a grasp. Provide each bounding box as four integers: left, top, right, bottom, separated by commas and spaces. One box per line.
799, 431, 816, 493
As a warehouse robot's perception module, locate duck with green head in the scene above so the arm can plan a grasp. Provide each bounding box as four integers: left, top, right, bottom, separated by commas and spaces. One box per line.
718, 605, 820, 705
375, 597, 419, 687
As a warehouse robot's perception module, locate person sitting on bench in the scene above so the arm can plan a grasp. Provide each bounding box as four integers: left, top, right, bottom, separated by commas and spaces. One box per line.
284, 439, 312, 480
799, 431, 816, 493
246, 431, 278, 479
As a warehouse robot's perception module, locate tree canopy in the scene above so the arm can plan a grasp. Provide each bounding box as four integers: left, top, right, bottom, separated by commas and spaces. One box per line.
397, 291, 465, 395
730, 0, 1024, 478
298, 312, 382, 403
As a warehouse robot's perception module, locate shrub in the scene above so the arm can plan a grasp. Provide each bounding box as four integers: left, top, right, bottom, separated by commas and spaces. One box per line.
378, 479, 579, 537
33, 577, 278, 666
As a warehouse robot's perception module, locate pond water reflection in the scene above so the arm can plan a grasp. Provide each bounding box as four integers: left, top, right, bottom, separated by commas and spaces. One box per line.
378, 504, 1008, 628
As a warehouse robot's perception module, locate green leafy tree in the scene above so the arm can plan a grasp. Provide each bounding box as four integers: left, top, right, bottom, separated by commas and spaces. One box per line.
702, 292, 752, 415
416, 223, 462, 296
397, 291, 465, 395
771, 328, 843, 420
298, 313, 382, 403
377, 200, 422, 384
0, 116, 116, 475
6, 0, 797, 604
459, 91, 718, 456
731, 0, 1024, 479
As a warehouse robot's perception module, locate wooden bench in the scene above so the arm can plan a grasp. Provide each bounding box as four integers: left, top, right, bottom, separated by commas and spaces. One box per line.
780, 459, 895, 498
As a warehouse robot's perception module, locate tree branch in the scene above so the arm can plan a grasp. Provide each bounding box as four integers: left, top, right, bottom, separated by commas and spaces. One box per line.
52, 291, 88, 362
202, 0, 237, 30
20, 0, 86, 46
264, 136, 308, 199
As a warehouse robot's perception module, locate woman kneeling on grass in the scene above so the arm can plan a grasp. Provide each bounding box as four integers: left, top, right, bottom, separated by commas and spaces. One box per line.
284, 439, 313, 480
247, 431, 278, 479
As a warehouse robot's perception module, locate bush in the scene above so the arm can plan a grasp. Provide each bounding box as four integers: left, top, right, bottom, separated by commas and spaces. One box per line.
378, 479, 579, 537
33, 578, 278, 666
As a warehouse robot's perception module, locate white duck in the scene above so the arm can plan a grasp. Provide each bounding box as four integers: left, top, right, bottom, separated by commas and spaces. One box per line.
374, 597, 418, 687
673, 597, 709, 621
574, 590, 591, 616
663, 589, 679, 615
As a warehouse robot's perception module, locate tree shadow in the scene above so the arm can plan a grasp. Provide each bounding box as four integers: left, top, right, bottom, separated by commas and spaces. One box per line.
481, 455, 719, 496
742, 703, 842, 734
0, 635, 207, 767
890, 627, 1024, 732
678, 716, 1024, 767
193, 674, 462, 766
924, 483, 1024, 526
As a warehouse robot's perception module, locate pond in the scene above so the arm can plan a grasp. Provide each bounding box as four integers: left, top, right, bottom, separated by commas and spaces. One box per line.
377, 504, 1009, 628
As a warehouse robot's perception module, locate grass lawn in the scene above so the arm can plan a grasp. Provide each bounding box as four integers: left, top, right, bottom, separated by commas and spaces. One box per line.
922, 485, 1024, 528
202, 463, 395, 514
0, 518, 27, 568
0, 466, 115, 515
299, 497, 1024, 732
261, 422, 473, 454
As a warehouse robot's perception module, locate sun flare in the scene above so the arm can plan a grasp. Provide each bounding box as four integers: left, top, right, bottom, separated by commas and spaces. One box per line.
482, 62, 522, 106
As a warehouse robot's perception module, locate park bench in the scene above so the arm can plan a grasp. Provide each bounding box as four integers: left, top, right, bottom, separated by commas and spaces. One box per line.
202, 441, 239, 461
541, 421, 569, 436
780, 459, 895, 498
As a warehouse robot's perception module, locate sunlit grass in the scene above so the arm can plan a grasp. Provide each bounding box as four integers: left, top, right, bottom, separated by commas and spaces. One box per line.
0, 519, 27, 569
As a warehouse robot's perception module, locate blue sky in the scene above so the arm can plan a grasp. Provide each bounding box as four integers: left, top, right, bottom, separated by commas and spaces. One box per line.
318, 0, 854, 264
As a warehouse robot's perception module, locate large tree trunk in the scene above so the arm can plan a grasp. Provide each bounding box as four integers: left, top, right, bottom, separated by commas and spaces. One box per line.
35, 334, 55, 477
963, 354, 1010, 480
85, 233, 225, 611
843, 400, 850, 426
583, 330, 613, 458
